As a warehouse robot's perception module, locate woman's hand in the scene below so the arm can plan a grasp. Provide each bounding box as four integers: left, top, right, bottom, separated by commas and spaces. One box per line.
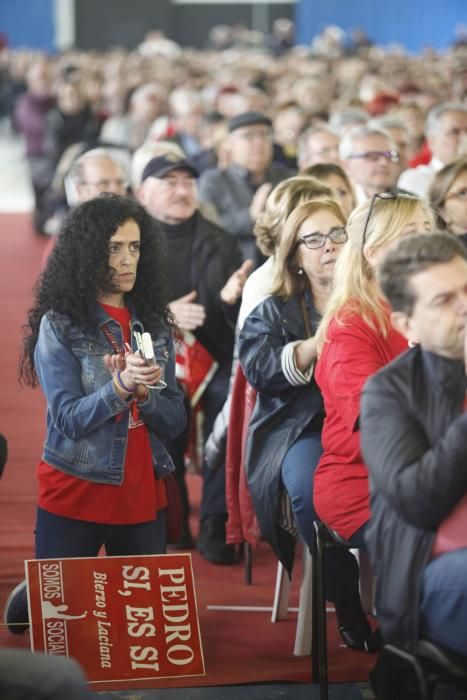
121, 345, 163, 389
104, 349, 161, 399
293, 337, 318, 372
103, 352, 125, 375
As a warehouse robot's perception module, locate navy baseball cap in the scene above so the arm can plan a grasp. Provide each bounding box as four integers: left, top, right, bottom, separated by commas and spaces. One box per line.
141, 154, 199, 182
228, 111, 272, 133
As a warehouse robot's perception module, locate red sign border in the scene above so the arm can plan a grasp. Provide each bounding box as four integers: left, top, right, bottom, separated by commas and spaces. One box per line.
25, 552, 206, 685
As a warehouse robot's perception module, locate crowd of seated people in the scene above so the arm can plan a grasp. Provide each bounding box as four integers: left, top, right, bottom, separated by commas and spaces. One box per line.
2, 23, 467, 693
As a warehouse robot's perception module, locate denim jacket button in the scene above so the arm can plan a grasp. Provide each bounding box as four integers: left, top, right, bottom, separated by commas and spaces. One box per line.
88, 342, 96, 351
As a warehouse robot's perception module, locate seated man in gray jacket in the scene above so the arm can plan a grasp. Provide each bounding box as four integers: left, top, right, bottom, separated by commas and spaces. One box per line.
198, 111, 292, 264
360, 232, 467, 691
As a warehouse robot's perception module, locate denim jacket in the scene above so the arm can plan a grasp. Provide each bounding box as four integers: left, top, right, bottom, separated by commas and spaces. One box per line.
34, 304, 186, 485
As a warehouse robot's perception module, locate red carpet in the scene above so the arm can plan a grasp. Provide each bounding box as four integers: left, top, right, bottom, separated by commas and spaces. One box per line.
0, 213, 374, 689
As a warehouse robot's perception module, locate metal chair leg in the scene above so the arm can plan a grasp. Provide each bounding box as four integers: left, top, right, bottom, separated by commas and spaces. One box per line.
244, 542, 252, 585
311, 542, 319, 683
315, 523, 329, 700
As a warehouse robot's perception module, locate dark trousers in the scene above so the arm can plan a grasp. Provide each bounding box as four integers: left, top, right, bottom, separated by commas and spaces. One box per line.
420, 547, 467, 656
163, 364, 231, 524
162, 391, 192, 524
35, 506, 167, 558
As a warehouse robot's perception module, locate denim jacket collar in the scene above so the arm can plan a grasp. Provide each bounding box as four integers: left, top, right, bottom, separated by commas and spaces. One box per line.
94, 302, 144, 353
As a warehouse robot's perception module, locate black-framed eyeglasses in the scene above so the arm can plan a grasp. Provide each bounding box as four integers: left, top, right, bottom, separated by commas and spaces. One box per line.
297, 226, 348, 250
347, 150, 400, 163
361, 191, 418, 249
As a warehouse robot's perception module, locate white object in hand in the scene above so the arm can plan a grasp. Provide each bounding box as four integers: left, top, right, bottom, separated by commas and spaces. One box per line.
141, 332, 167, 390
141, 332, 156, 366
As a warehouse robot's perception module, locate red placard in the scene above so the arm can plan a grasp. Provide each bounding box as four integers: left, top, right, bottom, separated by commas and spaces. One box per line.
25, 553, 205, 686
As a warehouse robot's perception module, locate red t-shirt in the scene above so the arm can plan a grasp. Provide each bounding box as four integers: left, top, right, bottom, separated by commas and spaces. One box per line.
314, 305, 408, 540
38, 304, 166, 524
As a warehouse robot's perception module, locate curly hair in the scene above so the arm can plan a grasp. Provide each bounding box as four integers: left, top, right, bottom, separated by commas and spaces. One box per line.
20, 194, 174, 386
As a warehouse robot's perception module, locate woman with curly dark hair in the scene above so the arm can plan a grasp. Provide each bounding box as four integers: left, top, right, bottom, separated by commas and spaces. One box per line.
5, 194, 186, 634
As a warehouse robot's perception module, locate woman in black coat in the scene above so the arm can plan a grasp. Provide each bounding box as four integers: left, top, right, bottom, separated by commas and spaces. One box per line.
239, 199, 375, 651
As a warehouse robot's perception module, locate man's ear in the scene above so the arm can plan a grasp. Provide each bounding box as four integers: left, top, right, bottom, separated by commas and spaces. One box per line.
136, 183, 146, 205
390, 310, 411, 341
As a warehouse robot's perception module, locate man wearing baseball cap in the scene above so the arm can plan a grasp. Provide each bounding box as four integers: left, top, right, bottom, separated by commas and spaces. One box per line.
138, 153, 252, 564
198, 111, 292, 263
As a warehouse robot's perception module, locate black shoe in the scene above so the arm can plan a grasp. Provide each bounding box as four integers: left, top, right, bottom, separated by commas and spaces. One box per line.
197, 516, 236, 565
0, 432, 7, 478
4, 580, 29, 634
168, 521, 196, 551
364, 627, 382, 654
369, 654, 420, 700
334, 593, 373, 651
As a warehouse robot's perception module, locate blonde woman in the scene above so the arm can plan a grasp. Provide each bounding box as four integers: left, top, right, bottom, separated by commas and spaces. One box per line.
238, 175, 334, 329
314, 194, 435, 550
206, 176, 335, 469
239, 200, 374, 650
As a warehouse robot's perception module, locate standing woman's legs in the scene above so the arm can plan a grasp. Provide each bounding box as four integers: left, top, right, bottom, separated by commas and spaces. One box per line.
5, 508, 106, 634
35, 507, 105, 558
105, 510, 167, 556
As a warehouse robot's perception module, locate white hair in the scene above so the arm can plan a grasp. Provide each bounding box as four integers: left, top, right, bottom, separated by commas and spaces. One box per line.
425, 102, 467, 138
339, 125, 395, 161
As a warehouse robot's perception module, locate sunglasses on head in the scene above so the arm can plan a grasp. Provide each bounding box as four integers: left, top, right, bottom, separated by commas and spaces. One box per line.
361, 192, 417, 250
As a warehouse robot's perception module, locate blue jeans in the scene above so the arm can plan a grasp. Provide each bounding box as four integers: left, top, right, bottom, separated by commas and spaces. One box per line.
420, 547, 467, 656
35, 507, 167, 558
281, 432, 360, 603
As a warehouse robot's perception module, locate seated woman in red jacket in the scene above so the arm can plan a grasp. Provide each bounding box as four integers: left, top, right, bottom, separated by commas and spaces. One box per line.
313, 194, 435, 554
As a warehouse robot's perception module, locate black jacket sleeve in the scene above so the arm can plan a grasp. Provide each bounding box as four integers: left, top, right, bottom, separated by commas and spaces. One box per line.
361, 372, 467, 530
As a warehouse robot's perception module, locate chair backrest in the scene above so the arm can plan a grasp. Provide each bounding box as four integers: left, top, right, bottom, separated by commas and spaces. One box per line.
225, 363, 260, 545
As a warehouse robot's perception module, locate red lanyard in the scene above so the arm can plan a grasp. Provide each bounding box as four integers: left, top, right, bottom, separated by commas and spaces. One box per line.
101, 323, 125, 357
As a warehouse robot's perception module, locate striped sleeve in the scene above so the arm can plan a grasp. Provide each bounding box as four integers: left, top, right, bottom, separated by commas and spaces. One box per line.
281, 341, 315, 386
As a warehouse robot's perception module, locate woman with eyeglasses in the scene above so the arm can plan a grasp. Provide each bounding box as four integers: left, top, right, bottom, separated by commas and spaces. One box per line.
429, 158, 467, 246
312, 194, 435, 645
239, 200, 374, 650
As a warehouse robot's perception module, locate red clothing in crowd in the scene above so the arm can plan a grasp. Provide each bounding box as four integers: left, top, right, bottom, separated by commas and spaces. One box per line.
38, 304, 166, 524
408, 140, 432, 168
314, 305, 408, 540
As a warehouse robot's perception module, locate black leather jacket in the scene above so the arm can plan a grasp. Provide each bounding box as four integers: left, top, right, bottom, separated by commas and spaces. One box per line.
238, 291, 324, 574
361, 346, 467, 651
